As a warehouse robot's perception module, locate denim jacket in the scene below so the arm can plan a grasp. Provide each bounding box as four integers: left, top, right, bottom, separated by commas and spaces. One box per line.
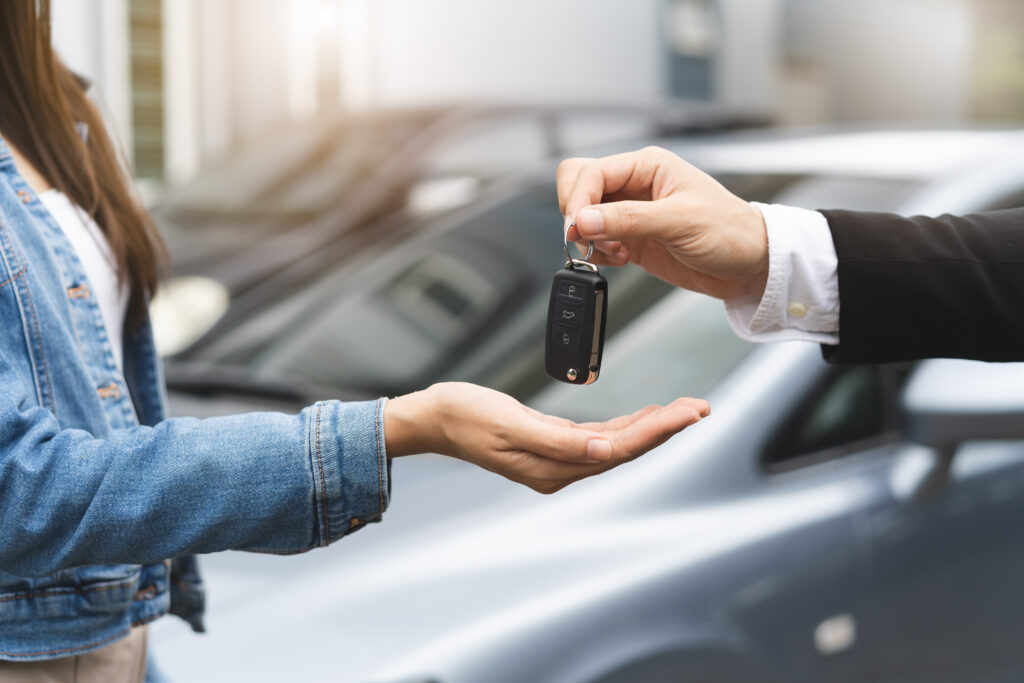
0, 134, 390, 661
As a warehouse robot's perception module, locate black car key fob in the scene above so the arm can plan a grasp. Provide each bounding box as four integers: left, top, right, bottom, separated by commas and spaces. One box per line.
545, 239, 607, 385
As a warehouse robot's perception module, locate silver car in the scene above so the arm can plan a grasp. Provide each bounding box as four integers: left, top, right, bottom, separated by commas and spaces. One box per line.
151, 129, 1024, 682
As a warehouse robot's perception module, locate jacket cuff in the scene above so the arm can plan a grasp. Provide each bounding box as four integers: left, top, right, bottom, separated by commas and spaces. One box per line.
308, 398, 391, 546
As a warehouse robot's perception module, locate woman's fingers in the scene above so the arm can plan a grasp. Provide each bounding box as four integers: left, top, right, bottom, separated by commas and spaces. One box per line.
507, 398, 710, 493
507, 415, 613, 465
509, 398, 709, 467
426, 384, 710, 496
575, 404, 662, 432
665, 397, 711, 418
606, 398, 707, 461
505, 403, 607, 464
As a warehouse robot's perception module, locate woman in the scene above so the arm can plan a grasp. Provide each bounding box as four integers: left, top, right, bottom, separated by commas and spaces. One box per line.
0, 2, 709, 680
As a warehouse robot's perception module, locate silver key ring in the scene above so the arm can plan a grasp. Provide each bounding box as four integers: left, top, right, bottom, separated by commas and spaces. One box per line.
564, 221, 595, 265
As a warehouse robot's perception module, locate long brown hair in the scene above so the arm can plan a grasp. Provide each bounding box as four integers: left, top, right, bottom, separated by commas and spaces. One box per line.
0, 0, 166, 325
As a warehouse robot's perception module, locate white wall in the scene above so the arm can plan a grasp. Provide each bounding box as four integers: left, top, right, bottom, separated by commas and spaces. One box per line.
51, 0, 101, 76
828, 0, 972, 123
781, 0, 973, 124
164, 0, 199, 184
339, 0, 666, 109
52, 0, 979, 185
716, 0, 782, 113
51, 0, 132, 155
189, 0, 335, 164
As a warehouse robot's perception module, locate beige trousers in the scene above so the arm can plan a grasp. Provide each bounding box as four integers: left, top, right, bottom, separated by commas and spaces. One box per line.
0, 626, 147, 683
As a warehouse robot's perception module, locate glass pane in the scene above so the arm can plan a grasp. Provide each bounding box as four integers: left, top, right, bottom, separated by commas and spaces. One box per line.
764, 366, 885, 466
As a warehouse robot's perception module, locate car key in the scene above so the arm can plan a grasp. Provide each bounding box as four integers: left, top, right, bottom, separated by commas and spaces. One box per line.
545, 232, 607, 385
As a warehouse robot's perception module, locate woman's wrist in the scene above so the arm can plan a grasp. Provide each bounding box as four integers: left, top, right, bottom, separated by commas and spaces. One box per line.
383, 385, 447, 458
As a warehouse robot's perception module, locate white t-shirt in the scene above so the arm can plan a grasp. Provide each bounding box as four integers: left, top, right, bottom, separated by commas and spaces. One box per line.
39, 189, 128, 370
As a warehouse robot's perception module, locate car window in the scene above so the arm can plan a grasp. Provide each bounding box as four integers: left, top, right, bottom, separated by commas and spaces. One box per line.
763, 366, 889, 470
529, 291, 753, 422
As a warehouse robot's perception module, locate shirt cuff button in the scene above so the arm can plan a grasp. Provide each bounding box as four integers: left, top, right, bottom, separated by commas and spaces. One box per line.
788, 302, 808, 318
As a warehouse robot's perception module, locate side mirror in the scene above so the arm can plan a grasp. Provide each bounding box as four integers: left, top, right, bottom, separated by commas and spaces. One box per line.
894, 359, 1024, 502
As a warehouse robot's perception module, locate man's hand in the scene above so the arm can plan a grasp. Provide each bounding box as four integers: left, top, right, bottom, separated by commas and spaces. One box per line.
384, 382, 709, 494
557, 146, 770, 301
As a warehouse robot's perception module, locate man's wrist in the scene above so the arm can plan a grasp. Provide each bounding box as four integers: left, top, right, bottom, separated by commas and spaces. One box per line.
740, 200, 770, 299
688, 194, 769, 300
723, 203, 839, 344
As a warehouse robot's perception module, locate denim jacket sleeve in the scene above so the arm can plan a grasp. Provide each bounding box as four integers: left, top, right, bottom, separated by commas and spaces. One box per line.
0, 345, 391, 578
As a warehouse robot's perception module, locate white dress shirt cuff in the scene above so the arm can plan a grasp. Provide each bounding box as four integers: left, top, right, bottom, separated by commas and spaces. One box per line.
725, 203, 840, 345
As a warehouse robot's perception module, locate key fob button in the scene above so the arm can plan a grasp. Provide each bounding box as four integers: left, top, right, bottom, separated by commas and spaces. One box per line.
551, 323, 579, 350
557, 281, 584, 301
556, 299, 583, 326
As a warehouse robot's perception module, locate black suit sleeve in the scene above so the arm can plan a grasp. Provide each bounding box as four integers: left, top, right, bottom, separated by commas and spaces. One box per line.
819, 207, 1024, 363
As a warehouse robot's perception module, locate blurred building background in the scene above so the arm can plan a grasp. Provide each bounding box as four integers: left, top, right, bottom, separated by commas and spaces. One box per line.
51, 0, 1024, 187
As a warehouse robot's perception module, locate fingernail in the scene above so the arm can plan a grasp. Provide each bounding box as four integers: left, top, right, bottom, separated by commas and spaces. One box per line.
587, 438, 612, 462
563, 215, 574, 238
576, 209, 603, 238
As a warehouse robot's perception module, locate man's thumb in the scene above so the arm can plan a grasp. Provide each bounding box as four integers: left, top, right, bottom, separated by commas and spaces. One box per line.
575, 200, 671, 242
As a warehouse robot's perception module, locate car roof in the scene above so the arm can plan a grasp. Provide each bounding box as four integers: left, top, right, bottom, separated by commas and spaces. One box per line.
617, 128, 1024, 181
